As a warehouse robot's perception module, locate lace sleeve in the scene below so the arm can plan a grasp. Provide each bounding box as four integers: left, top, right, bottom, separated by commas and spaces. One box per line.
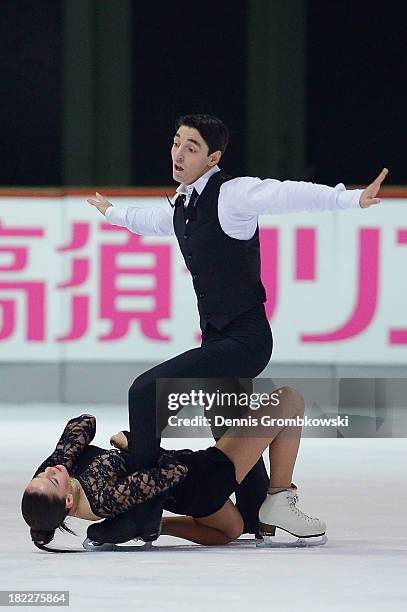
94, 454, 188, 517
115, 431, 178, 458
116, 431, 193, 457
33, 414, 96, 478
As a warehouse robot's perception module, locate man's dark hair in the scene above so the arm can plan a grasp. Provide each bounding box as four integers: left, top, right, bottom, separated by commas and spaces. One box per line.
175, 114, 229, 155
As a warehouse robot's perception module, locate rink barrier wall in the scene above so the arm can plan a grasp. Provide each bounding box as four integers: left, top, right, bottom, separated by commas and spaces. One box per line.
0, 189, 406, 402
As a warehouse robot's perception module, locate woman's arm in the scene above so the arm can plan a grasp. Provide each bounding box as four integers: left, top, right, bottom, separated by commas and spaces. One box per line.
110, 430, 179, 458
32, 414, 96, 478
93, 454, 188, 517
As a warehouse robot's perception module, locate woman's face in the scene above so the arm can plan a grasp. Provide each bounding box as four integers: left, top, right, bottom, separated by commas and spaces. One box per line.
26, 465, 73, 509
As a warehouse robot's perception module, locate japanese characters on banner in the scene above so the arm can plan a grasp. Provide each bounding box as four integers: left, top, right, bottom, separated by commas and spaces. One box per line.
0, 196, 406, 364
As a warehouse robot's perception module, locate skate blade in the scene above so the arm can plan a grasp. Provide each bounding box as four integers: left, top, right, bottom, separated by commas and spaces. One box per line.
82, 538, 156, 552
256, 534, 328, 548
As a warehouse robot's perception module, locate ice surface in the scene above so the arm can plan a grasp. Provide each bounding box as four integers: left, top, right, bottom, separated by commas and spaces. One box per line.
1, 404, 406, 612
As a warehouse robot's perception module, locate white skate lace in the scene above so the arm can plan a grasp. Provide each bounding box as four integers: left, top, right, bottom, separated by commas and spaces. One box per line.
286, 492, 320, 525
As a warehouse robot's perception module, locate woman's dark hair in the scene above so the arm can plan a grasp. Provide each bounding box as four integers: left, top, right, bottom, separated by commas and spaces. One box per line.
174, 114, 229, 155
21, 488, 77, 553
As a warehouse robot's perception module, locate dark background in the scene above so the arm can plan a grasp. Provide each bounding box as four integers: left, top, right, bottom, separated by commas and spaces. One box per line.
0, 0, 405, 186
0, 1, 63, 185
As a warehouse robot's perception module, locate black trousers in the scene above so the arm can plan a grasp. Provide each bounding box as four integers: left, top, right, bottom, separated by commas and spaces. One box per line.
127, 303, 273, 531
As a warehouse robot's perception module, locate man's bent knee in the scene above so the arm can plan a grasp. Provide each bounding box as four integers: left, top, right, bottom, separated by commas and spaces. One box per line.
129, 373, 153, 398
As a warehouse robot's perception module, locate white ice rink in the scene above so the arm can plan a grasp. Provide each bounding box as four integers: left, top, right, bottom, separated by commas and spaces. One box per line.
1, 404, 406, 612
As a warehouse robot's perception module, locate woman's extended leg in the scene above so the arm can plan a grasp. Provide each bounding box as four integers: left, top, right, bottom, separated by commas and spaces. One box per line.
215, 386, 305, 488
215, 386, 326, 538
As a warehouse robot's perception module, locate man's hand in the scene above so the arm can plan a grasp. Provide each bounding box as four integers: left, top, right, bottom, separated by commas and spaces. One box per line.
359, 168, 389, 208
87, 192, 112, 216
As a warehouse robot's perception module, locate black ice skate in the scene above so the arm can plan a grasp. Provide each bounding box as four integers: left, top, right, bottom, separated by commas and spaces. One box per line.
84, 497, 163, 551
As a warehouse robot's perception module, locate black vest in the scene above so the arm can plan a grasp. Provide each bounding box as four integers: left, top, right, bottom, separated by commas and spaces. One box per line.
173, 171, 267, 331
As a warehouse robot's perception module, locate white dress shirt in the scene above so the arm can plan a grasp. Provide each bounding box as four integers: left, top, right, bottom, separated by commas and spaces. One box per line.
105, 166, 363, 240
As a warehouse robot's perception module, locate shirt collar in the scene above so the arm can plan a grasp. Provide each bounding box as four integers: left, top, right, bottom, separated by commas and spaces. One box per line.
175, 165, 221, 197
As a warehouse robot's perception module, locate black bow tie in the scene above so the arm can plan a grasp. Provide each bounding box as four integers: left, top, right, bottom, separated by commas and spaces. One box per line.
174, 189, 199, 222
174, 193, 187, 208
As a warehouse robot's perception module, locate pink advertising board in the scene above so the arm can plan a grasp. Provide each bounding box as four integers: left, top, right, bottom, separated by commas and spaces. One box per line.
0, 194, 406, 364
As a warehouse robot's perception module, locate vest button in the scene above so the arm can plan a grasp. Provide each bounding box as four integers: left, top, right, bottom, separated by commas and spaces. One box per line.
192, 274, 198, 280
199, 293, 205, 298
204, 313, 210, 319
187, 254, 192, 260
183, 234, 188, 239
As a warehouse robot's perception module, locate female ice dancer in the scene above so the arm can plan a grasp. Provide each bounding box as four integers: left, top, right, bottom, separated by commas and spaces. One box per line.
22, 386, 325, 551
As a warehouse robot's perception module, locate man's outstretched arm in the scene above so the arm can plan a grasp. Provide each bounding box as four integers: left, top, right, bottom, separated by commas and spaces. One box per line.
220, 168, 389, 219
87, 191, 175, 236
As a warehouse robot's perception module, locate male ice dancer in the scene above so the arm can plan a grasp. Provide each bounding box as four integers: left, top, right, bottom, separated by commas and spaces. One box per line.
87, 114, 388, 544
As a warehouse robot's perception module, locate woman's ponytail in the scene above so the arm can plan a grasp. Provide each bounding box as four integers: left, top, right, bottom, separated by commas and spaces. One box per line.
22, 490, 78, 553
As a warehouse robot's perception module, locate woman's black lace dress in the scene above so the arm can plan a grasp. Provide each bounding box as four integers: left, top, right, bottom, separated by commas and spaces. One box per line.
33, 415, 188, 518
33, 415, 238, 519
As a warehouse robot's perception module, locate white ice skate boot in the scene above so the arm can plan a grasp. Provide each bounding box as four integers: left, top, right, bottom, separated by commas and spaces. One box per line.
259, 487, 326, 539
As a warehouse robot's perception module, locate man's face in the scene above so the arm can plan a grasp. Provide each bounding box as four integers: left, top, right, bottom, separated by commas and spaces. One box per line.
171, 125, 221, 186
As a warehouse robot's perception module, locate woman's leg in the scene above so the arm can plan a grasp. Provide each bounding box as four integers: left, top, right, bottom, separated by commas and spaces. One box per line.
210, 378, 269, 535
161, 500, 244, 545
215, 386, 305, 488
